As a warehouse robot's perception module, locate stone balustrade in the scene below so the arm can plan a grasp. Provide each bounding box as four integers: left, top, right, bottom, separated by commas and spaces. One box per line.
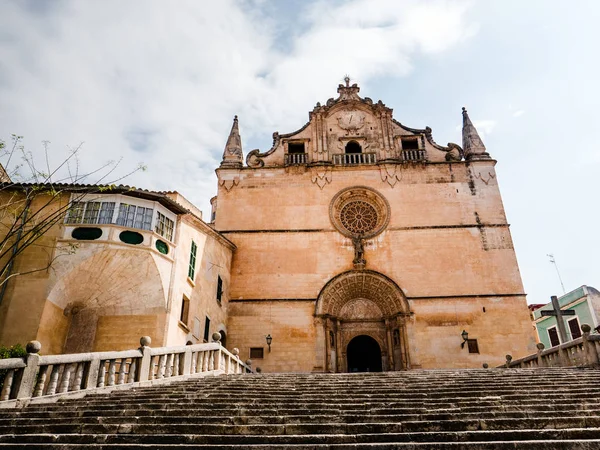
400, 149, 427, 162
284, 153, 308, 165
502, 323, 600, 369
332, 152, 377, 165
0, 335, 252, 407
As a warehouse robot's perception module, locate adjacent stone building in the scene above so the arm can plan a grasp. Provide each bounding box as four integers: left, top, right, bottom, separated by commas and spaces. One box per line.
0, 80, 536, 370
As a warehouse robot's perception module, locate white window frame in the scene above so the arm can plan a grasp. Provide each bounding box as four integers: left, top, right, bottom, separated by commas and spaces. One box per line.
66, 193, 177, 239
547, 325, 561, 347
567, 315, 582, 340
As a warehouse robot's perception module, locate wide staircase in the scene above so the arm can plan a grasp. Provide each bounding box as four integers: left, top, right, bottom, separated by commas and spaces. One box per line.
1, 368, 600, 448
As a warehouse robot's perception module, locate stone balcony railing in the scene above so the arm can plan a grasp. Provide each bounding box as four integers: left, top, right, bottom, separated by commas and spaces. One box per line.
400, 149, 427, 162
284, 153, 308, 165
332, 152, 377, 165
501, 324, 600, 369
0, 334, 252, 408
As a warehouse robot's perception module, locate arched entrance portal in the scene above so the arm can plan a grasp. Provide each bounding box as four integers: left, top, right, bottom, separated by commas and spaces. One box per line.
347, 335, 382, 372
315, 270, 411, 372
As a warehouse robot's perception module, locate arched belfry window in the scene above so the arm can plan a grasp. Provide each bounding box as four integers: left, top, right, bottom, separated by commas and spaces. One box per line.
345, 141, 362, 154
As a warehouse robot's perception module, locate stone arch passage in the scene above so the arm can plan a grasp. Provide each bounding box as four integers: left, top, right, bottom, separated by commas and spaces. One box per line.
315, 270, 411, 372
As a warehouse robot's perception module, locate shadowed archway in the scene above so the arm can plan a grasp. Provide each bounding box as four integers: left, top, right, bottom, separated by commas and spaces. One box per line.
347, 335, 382, 372
315, 270, 411, 372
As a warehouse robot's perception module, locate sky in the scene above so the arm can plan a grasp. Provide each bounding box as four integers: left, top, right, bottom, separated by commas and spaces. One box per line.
0, 0, 598, 305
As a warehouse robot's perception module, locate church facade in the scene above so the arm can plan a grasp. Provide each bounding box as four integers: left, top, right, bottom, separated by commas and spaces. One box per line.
0, 81, 536, 370
216, 80, 536, 371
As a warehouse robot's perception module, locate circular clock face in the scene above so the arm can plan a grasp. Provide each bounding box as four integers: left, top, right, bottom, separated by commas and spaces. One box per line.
338, 111, 365, 131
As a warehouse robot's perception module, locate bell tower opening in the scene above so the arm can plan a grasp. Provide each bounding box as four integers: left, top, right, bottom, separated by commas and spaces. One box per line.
345, 141, 362, 154
347, 335, 382, 372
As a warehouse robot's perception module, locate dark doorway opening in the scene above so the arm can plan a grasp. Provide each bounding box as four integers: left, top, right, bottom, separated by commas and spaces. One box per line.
347, 335, 382, 372
219, 330, 227, 348
345, 141, 362, 154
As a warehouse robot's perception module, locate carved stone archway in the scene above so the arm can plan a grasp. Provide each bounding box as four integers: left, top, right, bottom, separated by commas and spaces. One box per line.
315, 270, 411, 372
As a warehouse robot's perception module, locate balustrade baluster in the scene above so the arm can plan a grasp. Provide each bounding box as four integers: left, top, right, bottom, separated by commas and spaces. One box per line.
202, 351, 210, 372
191, 351, 198, 373
157, 355, 166, 379
73, 363, 84, 391
0, 370, 14, 401
106, 360, 117, 386
97, 361, 106, 388
33, 366, 48, 397
165, 354, 174, 377
46, 365, 61, 394
58, 364, 72, 393
208, 351, 215, 371
127, 359, 137, 383
173, 354, 180, 376
117, 360, 127, 385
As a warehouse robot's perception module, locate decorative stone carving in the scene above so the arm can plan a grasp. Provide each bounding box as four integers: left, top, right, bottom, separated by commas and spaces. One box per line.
379, 164, 403, 188
246, 132, 282, 168
339, 298, 382, 320
316, 270, 409, 318
310, 166, 333, 190
352, 236, 366, 268
330, 186, 390, 239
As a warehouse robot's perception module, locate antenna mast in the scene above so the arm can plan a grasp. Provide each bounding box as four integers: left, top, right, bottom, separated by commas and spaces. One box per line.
547, 253, 566, 294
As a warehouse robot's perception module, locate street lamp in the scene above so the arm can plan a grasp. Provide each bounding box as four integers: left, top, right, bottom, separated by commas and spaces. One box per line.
265, 334, 272, 352
461, 330, 468, 349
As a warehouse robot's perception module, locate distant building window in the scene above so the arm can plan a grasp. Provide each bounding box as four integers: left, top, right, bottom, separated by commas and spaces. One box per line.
250, 347, 264, 359
155, 211, 174, 241
568, 317, 582, 340
401, 137, 419, 150
203, 316, 210, 342
180, 296, 190, 326
216, 276, 223, 304
288, 142, 305, 154
548, 326, 560, 347
66, 201, 116, 225
117, 203, 153, 230
188, 241, 197, 280
467, 339, 479, 354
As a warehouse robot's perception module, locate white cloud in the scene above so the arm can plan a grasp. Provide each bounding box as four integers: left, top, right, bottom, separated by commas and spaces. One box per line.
512, 110, 525, 117
0, 0, 477, 215
472, 120, 496, 139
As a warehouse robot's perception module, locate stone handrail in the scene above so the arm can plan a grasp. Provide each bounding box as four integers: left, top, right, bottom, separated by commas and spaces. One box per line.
502, 324, 600, 369
0, 335, 252, 407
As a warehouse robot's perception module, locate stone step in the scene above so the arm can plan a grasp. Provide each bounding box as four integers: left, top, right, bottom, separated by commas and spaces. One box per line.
1, 429, 600, 445
74, 387, 600, 401
1, 417, 599, 435
2, 410, 600, 426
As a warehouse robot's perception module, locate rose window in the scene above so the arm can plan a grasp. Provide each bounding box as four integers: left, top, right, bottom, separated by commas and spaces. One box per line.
340, 201, 378, 234
330, 186, 390, 239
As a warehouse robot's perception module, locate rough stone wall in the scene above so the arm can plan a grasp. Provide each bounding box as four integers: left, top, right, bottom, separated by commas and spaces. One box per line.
216, 160, 536, 371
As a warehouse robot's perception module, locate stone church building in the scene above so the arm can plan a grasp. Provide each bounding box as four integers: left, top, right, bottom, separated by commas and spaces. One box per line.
0, 80, 536, 371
